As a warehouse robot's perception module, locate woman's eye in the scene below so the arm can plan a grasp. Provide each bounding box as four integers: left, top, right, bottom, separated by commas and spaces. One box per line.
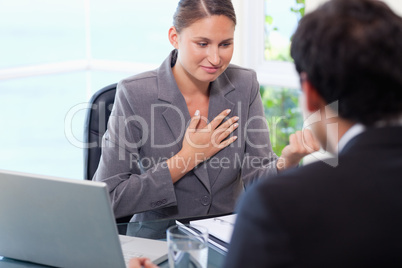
220, 43, 231, 47
198, 43, 207, 47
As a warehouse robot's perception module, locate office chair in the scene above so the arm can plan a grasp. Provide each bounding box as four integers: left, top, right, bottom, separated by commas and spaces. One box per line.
83, 83, 117, 181
83, 83, 133, 223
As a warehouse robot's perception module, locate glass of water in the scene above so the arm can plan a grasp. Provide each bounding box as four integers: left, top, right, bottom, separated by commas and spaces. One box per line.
166, 224, 208, 268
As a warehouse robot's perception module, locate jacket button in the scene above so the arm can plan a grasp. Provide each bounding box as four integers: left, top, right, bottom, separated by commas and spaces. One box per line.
200, 195, 210, 206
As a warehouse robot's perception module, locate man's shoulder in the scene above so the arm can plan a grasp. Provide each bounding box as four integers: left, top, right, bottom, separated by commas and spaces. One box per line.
248, 149, 394, 211
250, 158, 353, 204
262, 159, 341, 187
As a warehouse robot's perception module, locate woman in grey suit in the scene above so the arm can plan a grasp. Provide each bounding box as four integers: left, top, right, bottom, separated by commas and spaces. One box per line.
93, 0, 318, 222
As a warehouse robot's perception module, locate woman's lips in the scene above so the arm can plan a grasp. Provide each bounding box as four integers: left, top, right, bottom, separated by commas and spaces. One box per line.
201, 66, 220, 74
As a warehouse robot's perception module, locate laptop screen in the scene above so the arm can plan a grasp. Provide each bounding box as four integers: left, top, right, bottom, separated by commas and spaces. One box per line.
0, 169, 126, 268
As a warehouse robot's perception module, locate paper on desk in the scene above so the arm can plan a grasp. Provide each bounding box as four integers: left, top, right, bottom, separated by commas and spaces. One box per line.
189, 214, 237, 244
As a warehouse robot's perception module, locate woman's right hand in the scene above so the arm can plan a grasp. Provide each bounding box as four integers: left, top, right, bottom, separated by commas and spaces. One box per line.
182, 108, 239, 164
167, 109, 239, 183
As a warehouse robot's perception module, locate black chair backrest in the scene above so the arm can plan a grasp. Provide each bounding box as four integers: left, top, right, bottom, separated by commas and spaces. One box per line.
83, 83, 134, 223
83, 83, 117, 181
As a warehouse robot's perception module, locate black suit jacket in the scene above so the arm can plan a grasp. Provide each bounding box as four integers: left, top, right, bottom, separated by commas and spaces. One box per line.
225, 127, 402, 268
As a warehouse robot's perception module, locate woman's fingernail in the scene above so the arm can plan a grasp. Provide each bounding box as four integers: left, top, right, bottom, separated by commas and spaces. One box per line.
226, 109, 231, 114
194, 110, 200, 116
234, 116, 239, 122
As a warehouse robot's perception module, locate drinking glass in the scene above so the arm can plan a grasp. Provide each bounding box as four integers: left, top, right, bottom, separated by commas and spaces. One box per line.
166, 224, 208, 268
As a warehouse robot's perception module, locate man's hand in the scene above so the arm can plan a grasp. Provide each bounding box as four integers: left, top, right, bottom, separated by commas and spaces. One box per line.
128, 257, 159, 268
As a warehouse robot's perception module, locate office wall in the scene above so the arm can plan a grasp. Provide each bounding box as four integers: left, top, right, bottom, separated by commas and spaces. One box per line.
306, 0, 402, 15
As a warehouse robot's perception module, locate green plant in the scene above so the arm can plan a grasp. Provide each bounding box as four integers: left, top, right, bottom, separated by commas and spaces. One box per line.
262, 0, 305, 155
264, 0, 305, 61
291, 0, 305, 19
260, 86, 303, 155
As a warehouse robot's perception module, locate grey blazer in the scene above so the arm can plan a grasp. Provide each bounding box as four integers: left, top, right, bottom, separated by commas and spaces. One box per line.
94, 50, 278, 221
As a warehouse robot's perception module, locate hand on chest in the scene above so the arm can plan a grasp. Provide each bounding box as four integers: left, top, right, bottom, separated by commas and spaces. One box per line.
185, 95, 210, 129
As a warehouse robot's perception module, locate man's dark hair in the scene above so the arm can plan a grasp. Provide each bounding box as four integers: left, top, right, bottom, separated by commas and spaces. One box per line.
291, 0, 402, 125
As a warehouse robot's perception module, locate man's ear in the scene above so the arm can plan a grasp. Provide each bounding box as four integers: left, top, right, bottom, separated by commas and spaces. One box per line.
168, 26, 179, 49
301, 73, 324, 112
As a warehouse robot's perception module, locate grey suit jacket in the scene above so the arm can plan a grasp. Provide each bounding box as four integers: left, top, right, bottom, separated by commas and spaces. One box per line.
94, 50, 278, 221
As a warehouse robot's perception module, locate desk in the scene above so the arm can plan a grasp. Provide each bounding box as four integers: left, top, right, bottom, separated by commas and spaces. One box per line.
0, 216, 227, 268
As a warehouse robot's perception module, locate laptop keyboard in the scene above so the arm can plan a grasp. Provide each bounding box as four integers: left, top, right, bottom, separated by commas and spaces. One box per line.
119, 234, 168, 266
123, 250, 144, 259
123, 250, 144, 265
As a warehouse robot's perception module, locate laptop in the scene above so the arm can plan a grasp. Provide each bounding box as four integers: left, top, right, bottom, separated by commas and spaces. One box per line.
0, 169, 168, 268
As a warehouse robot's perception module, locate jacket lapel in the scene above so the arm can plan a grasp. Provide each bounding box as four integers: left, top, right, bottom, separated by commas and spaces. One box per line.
156, 51, 236, 193
157, 51, 190, 153
157, 51, 211, 192
207, 72, 236, 121
201, 72, 236, 189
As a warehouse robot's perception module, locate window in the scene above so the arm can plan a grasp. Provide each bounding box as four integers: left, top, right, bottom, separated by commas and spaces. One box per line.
238, 0, 301, 88
239, 0, 305, 155
0, 0, 177, 179
264, 0, 304, 62
0, 0, 306, 178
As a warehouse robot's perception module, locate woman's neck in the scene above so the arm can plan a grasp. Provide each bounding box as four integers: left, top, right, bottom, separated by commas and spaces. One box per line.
172, 63, 210, 97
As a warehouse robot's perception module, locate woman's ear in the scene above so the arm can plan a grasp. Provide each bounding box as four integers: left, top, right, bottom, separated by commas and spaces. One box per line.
301, 73, 325, 112
168, 26, 179, 49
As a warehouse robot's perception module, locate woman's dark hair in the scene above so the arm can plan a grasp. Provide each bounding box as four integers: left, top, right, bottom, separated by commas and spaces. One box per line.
291, 0, 402, 125
173, 0, 236, 33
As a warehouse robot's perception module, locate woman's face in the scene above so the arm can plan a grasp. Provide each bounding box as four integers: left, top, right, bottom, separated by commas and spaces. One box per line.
170, 15, 235, 85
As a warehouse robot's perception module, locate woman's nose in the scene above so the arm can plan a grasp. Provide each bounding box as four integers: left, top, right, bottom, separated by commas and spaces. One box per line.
207, 47, 221, 65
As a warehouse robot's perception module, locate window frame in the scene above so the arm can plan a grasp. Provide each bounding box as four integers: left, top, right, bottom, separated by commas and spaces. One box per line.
239, 0, 300, 88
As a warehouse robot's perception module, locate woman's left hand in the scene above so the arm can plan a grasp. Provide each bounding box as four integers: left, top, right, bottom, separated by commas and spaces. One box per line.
277, 128, 320, 171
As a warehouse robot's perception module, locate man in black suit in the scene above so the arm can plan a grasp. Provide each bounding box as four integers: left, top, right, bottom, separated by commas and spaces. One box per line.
224, 0, 402, 267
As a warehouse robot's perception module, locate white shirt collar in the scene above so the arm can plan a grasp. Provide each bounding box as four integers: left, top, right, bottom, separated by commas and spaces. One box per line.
337, 123, 366, 153
336, 115, 402, 153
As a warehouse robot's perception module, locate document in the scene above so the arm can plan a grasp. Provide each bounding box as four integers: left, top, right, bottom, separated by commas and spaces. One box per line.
189, 214, 237, 252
